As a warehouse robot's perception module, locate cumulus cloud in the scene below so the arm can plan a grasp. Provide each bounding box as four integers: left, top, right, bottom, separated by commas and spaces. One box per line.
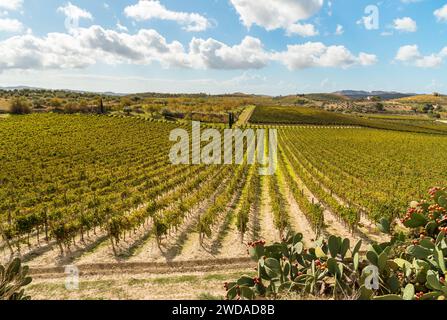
57, 2, 93, 22
395, 45, 446, 68
0, 18, 23, 32
189, 36, 269, 69
0, 24, 378, 73
0, 0, 22, 11
358, 53, 378, 66
286, 23, 319, 37
0, 32, 95, 71
124, 0, 210, 32
0, 26, 268, 71
75, 26, 189, 67
434, 4, 447, 22
272, 42, 377, 70
229, 0, 322, 36
393, 17, 417, 32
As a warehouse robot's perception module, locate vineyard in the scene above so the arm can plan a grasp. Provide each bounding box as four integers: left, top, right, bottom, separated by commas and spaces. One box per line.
1, 113, 447, 299
250, 105, 447, 135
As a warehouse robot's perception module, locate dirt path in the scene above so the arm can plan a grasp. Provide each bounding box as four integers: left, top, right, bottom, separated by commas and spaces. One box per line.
27, 264, 255, 300
258, 177, 280, 243
235, 105, 256, 126
29, 257, 254, 278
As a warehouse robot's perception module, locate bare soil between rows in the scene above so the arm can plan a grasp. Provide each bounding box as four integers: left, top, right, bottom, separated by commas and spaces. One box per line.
29, 257, 254, 278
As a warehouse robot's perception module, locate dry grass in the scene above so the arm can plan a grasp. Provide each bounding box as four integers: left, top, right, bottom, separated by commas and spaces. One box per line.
27, 269, 254, 300
0, 99, 10, 111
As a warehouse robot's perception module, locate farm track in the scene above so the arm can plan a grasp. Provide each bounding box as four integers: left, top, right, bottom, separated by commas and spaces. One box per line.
28, 257, 255, 279
235, 105, 256, 126
258, 177, 281, 243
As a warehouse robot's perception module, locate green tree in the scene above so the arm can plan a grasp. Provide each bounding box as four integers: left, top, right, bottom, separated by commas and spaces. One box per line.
99, 98, 105, 114
374, 102, 384, 112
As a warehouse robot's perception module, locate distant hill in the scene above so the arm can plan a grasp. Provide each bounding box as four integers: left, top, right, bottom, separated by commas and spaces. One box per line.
334, 90, 416, 100
0, 86, 126, 96
302, 93, 349, 102
0, 86, 46, 91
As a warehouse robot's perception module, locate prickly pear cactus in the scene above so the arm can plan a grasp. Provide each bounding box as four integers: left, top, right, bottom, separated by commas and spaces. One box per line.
0, 258, 33, 300
226, 187, 447, 301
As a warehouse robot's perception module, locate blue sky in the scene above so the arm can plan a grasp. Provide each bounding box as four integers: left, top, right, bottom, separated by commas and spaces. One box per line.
0, 0, 447, 95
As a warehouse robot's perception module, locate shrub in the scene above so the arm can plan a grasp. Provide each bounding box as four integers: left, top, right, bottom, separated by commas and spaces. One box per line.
9, 98, 32, 114
63, 102, 80, 114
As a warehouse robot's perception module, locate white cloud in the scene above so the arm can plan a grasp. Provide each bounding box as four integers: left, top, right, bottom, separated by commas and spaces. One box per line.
286, 23, 319, 37
124, 0, 210, 32
77, 26, 189, 68
0, 0, 22, 11
189, 36, 269, 69
229, 0, 322, 36
0, 18, 23, 32
395, 45, 445, 68
393, 17, 417, 32
395, 45, 420, 61
0, 25, 378, 73
0, 32, 95, 71
358, 53, 378, 66
57, 2, 93, 22
335, 24, 344, 35
0, 26, 268, 71
116, 22, 128, 32
434, 4, 447, 22
272, 42, 377, 70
